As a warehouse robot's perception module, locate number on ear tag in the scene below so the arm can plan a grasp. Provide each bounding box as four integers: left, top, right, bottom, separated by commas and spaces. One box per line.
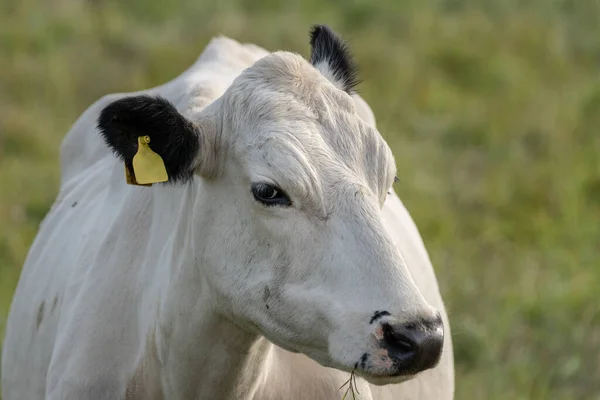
132, 136, 168, 185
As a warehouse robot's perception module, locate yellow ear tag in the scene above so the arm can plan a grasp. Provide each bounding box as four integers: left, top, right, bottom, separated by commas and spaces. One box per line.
124, 163, 151, 187
131, 135, 169, 185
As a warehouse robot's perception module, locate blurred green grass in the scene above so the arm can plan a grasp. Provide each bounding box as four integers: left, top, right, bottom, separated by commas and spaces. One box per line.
1, 0, 599, 398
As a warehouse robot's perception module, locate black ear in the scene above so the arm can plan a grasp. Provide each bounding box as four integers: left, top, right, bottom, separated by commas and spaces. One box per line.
309, 24, 359, 93
97, 95, 200, 184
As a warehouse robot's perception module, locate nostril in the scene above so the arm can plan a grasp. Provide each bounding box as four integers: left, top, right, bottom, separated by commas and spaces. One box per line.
379, 319, 444, 375
381, 323, 416, 356
395, 338, 413, 354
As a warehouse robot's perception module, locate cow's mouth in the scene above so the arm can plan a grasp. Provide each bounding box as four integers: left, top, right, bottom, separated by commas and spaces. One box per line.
347, 351, 422, 386
353, 367, 416, 386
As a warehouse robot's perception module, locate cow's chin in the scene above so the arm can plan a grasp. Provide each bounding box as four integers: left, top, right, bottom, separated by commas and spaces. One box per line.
326, 359, 419, 386
265, 338, 419, 387
355, 371, 416, 386
297, 348, 421, 387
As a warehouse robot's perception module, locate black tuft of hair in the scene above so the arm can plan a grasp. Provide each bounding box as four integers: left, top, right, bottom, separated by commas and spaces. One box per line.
309, 24, 360, 93
97, 95, 199, 184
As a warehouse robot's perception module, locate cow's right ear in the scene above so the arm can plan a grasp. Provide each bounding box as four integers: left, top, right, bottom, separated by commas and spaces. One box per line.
97, 95, 211, 184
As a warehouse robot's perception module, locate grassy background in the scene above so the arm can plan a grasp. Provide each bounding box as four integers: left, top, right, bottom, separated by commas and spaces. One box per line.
1, 0, 599, 398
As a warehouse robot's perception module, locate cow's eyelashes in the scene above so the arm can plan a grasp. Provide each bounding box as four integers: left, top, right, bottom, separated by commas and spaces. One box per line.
251, 183, 292, 207
386, 176, 399, 196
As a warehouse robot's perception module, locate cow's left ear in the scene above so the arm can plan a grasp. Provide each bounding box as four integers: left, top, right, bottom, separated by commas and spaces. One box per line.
309, 24, 359, 94
97, 95, 207, 184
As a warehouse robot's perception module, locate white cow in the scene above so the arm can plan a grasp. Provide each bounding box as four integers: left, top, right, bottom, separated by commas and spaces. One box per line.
2, 25, 454, 400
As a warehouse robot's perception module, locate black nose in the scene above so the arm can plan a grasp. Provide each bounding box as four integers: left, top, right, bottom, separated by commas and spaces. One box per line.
380, 315, 444, 374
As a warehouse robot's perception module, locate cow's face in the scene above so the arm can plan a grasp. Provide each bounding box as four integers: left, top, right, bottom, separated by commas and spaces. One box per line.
98, 25, 443, 385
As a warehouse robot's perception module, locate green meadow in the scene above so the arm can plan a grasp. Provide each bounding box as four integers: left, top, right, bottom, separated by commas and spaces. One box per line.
1, 0, 598, 398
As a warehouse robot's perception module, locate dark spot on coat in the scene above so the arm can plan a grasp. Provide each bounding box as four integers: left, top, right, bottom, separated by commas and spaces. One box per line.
369, 310, 390, 324
263, 286, 272, 310
359, 353, 368, 370
51, 295, 59, 312
71, 201, 78, 207
36, 301, 45, 330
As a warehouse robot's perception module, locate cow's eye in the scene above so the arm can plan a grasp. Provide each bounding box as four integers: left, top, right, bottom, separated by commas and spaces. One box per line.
251, 183, 292, 207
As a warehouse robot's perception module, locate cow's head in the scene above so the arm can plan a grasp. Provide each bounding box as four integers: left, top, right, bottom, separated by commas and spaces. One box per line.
97, 25, 443, 384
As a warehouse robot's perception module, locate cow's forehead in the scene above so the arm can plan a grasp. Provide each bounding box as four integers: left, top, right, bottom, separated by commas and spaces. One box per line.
221, 51, 396, 197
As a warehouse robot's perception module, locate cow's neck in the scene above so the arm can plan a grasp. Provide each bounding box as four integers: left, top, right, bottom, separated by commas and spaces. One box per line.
151, 184, 272, 400
157, 292, 272, 399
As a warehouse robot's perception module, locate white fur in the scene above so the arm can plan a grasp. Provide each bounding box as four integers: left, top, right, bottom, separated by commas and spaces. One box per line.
1, 36, 454, 400
313, 60, 347, 91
